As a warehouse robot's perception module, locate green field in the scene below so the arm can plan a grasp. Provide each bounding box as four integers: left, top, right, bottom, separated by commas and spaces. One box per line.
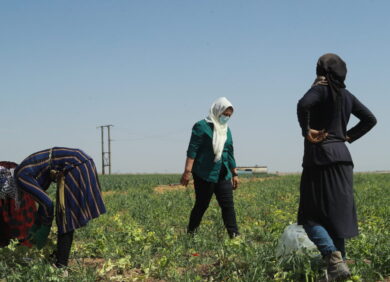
1, 173, 389, 281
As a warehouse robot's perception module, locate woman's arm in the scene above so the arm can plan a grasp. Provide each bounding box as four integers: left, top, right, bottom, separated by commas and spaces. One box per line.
181, 122, 204, 186
231, 168, 239, 190
16, 174, 54, 226
180, 157, 194, 186
346, 95, 377, 143
186, 122, 204, 159
297, 87, 327, 143
227, 134, 239, 189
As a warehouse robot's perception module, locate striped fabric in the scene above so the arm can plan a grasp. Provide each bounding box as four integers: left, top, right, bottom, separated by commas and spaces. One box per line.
15, 147, 106, 234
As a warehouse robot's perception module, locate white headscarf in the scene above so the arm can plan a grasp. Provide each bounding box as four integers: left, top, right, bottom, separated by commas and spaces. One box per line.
205, 97, 233, 162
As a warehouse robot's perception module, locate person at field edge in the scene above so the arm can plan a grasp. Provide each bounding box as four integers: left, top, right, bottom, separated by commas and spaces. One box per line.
0, 161, 37, 247
15, 147, 106, 268
180, 97, 239, 238
297, 53, 377, 281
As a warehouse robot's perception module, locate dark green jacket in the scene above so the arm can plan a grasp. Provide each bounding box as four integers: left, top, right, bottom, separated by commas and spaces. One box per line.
187, 119, 237, 183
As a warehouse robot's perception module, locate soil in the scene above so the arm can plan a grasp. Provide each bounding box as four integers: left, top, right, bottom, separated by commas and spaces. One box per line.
153, 177, 277, 194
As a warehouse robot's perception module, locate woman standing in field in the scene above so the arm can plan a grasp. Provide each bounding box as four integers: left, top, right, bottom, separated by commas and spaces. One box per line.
297, 53, 377, 280
15, 147, 106, 268
180, 97, 239, 238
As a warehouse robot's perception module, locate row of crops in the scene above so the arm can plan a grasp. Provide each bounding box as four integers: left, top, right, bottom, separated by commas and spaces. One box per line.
1, 173, 389, 281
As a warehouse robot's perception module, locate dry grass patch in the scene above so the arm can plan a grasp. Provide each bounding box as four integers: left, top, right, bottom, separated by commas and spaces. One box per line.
239, 176, 278, 183
154, 183, 193, 194
153, 177, 276, 193
102, 191, 129, 197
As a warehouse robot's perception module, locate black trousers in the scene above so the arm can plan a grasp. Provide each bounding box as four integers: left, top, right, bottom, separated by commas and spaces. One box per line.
0, 218, 10, 247
188, 174, 239, 237
55, 231, 74, 267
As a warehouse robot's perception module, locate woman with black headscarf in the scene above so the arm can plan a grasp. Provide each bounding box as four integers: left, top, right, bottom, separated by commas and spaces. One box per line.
297, 53, 377, 281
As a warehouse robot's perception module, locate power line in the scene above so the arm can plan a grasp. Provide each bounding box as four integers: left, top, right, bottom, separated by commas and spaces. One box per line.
111, 128, 188, 142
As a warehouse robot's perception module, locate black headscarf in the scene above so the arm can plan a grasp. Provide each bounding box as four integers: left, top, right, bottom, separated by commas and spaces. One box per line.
316, 53, 347, 108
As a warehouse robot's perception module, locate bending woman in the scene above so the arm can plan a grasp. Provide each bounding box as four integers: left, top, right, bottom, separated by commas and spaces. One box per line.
297, 54, 377, 281
181, 97, 239, 238
15, 147, 106, 267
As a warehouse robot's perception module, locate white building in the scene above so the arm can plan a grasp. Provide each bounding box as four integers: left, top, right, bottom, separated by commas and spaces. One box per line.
237, 165, 268, 174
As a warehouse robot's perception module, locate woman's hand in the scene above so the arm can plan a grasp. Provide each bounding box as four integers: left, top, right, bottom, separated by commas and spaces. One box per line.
181, 158, 194, 187
180, 171, 192, 187
306, 129, 328, 143
232, 176, 239, 190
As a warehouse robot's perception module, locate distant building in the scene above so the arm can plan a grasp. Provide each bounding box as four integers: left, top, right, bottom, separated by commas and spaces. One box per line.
237, 165, 268, 174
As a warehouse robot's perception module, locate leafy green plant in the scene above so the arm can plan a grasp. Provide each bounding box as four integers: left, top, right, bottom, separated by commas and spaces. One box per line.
1, 173, 389, 281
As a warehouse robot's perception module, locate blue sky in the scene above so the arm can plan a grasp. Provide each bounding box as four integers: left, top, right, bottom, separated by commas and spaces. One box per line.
0, 1, 388, 173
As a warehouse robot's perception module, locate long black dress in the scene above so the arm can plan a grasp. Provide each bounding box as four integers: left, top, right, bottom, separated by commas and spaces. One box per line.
297, 85, 376, 238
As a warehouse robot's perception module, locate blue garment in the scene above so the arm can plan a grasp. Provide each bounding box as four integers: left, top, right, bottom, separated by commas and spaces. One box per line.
304, 224, 345, 258
15, 147, 106, 234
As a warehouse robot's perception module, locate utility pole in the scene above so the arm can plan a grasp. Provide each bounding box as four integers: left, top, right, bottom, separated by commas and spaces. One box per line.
101, 126, 105, 174
108, 125, 112, 175
97, 125, 113, 174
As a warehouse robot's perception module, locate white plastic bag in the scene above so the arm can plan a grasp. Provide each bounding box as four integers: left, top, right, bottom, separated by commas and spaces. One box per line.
275, 223, 318, 257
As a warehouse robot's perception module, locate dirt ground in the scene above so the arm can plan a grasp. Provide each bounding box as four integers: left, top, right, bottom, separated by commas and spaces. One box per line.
153, 176, 278, 194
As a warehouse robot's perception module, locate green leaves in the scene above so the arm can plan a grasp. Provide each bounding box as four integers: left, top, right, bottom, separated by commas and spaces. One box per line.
1, 173, 389, 281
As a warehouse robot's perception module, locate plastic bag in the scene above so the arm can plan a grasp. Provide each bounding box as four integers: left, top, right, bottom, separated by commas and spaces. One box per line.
275, 223, 318, 257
